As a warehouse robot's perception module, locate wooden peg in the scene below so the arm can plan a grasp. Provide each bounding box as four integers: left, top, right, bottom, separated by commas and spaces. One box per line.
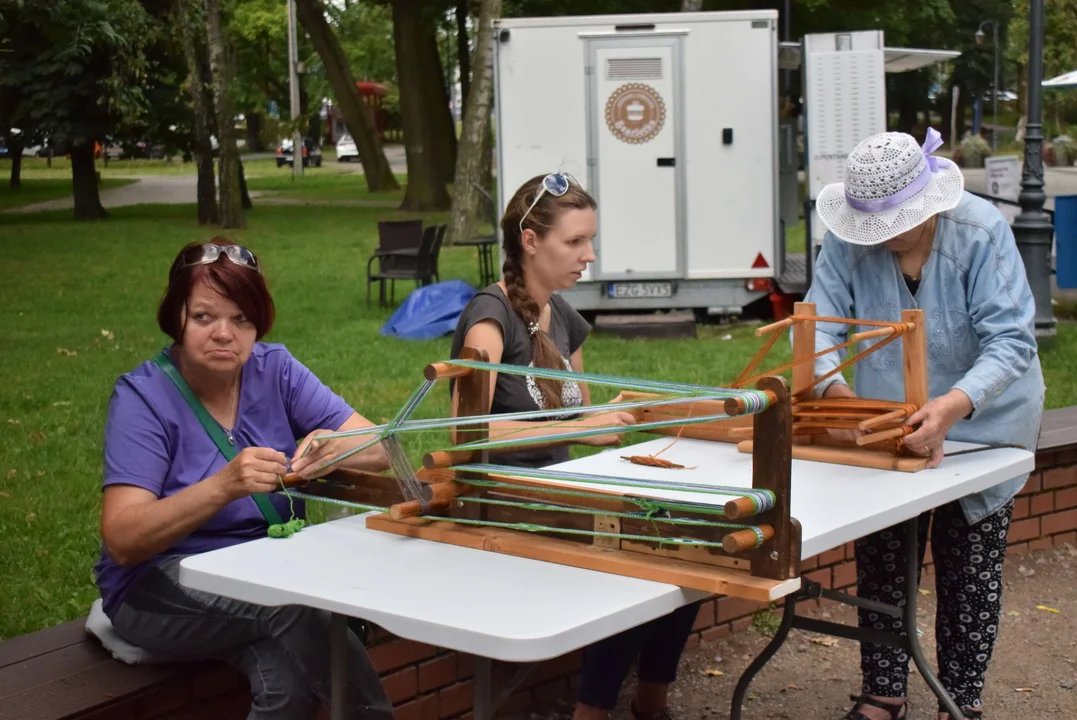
723, 390, 779, 416
723, 524, 775, 554
724, 495, 760, 520
424, 449, 478, 469
279, 472, 309, 488
388, 481, 468, 520
855, 425, 913, 446
424, 362, 474, 381
754, 316, 795, 337
858, 408, 908, 431
850, 327, 895, 343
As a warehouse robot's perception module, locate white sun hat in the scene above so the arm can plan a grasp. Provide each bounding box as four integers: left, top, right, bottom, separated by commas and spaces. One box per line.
816, 127, 965, 246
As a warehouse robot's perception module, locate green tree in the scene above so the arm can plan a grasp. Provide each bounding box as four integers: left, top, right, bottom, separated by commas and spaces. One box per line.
0, 0, 153, 219
295, 0, 400, 191
205, 0, 245, 227
1009, 0, 1077, 135
446, 0, 500, 247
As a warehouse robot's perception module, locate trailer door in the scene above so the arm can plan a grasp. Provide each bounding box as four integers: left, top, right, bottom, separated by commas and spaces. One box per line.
585, 34, 685, 292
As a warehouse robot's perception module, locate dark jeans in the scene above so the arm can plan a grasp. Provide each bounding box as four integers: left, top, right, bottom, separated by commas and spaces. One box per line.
577, 601, 700, 710
111, 555, 393, 720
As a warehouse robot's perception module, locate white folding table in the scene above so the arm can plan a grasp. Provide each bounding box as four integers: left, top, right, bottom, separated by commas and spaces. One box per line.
179, 437, 1033, 720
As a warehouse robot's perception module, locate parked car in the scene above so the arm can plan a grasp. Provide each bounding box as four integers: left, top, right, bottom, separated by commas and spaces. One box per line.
276, 137, 322, 168
336, 133, 359, 162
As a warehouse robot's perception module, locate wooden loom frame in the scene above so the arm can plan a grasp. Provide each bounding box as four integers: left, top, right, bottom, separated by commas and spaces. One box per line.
627, 302, 932, 473
358, 348, 803, 602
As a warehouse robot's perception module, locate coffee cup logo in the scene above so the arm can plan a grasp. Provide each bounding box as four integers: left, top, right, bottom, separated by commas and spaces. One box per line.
605, 83, 666, 145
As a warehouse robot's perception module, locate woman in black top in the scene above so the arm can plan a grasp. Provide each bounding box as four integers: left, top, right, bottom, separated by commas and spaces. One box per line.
450, 174, 699, 720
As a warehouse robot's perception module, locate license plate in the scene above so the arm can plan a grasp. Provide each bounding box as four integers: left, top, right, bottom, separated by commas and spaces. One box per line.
607, 282, 674, 299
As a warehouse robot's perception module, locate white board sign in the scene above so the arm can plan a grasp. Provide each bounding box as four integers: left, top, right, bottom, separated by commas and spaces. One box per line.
984, 155, 1021, 225
804, 30, 886, 245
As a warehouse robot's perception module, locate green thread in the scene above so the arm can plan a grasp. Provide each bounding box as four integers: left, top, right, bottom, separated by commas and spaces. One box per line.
456, 476, 733, 517
458, 495, 751, 530
268, 476, 306, 538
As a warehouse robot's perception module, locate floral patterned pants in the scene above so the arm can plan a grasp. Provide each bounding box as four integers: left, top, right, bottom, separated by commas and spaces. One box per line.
855, 498, 1015, 712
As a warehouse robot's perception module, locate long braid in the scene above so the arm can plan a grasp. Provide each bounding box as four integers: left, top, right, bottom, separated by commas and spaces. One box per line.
502, 251, 564, 409
498, 174, 596, 410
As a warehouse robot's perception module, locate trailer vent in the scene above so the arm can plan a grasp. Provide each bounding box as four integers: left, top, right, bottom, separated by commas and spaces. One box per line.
606, 57, 663, 81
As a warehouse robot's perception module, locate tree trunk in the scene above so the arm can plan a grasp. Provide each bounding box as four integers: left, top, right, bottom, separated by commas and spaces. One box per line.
445, 0, 501, 246
70, 141, 107, 220
7, 134, 22, 189
246, 111, 264, 152
204, 0, 244, 228
423, 27, 458, 184
239, 160, 252, 209
178, 0, 219, 225
895, 75, 919, 135
681, 0, 703, 11
295, 0, 399, 192
456, 0, 470, 119
394, 0, 452, 211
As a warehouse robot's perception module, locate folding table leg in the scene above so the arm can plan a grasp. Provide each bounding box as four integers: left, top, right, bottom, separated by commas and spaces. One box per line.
473, 657, 493, 720
472, 657, 537, 720
330, 613, 347, 720
729, 593, 797, 720
730, 517, 966, 719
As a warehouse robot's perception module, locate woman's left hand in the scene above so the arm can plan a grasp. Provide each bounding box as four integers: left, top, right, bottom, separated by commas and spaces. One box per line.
290, 429, 341, 480
902, 389, 974, 469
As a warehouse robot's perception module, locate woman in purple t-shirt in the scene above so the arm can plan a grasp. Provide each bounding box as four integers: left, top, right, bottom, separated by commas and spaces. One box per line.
93, 239, 392, 719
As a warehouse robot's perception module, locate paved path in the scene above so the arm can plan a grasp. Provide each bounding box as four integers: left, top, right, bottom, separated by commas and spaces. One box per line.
3, 146, 408, 215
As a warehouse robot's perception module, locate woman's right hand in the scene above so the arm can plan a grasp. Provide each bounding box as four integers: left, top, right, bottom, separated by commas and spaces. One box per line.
821, 384, 865, 443
212, 447, 290, 501
579, 411, 637, 447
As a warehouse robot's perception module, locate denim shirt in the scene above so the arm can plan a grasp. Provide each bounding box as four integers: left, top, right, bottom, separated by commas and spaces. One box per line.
805, 191, 1045, 524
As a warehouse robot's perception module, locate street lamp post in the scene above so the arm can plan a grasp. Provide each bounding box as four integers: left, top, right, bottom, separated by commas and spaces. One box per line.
975, 19, 999, 154
1012, 0, 1056, 339
287, 0, 303, 178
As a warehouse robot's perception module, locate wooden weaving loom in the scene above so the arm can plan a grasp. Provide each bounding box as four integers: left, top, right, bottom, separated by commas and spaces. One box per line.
623, 302, 932, 473
281, 351, 803, 602
376, 366, 801, 600
281, 305, 925, 600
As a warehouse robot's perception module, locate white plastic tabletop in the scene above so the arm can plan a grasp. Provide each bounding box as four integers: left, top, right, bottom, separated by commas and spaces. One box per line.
179, 511, 709, 662
179, 438, 1033, 663
547, 437, 1035, 558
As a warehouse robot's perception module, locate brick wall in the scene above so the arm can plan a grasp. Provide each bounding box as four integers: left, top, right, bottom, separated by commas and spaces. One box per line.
127, 446, 1077, 720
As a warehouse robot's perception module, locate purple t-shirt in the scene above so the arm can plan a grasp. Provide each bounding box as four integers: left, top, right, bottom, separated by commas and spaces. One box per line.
93, 342, 355, 617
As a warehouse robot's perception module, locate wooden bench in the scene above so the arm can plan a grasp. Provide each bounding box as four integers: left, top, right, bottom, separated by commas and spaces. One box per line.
0, 616, 249, 720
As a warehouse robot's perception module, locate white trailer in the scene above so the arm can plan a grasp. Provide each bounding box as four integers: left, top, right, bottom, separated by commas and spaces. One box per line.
492, 10, 781, 315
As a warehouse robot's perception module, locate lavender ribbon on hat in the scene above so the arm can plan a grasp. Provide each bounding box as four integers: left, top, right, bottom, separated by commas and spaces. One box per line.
845, 127, 954, 213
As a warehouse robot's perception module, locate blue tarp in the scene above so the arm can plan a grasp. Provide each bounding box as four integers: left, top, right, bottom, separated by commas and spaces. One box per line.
379, 280, 477, 340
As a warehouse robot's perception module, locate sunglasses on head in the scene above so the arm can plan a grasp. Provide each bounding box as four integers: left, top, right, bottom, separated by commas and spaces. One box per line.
172, 243, 260, 277
519, 172, 581, 235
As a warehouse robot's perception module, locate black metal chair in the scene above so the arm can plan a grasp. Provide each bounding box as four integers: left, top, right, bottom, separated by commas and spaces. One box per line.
367, 224, 439, 306
430, 224, 447, 284
366, 220, 423, 306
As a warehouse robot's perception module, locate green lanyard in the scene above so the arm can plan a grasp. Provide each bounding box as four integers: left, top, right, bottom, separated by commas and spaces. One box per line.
153, 351, 285, 528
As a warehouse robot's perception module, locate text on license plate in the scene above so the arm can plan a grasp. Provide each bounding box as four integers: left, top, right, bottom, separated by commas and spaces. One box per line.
607, 282, 673, 299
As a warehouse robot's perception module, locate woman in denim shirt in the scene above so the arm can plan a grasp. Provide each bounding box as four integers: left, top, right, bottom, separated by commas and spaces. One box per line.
807, 129, 1045, 720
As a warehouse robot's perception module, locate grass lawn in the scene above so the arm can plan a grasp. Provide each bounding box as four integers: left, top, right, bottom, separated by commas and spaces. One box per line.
0, 178, 136, 211
2, 200, 1076, 641
247, 170, 409, 203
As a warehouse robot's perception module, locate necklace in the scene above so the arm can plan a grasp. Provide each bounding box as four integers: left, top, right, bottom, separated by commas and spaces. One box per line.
221, 374, 240, 445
